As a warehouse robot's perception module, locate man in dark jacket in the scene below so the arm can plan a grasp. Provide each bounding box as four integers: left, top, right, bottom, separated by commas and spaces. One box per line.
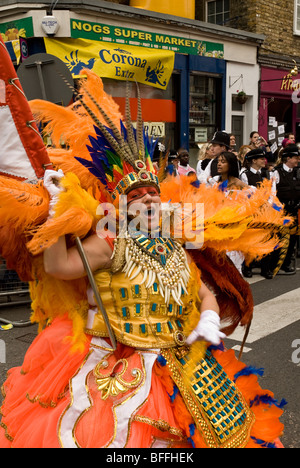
273, 144, 300, 274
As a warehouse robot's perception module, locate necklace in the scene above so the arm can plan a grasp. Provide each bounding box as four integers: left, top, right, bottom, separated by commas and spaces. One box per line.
121, 231, 190, 306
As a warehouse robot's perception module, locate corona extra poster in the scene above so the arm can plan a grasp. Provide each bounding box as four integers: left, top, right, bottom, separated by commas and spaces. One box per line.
44, 37, 175, 90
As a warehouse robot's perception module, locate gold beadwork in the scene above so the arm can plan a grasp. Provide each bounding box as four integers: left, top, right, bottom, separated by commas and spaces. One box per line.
161, 348, 255, 448
122, 233, 190, 306
94, 358, 143, 400
133, 414, 184, 439
112, 170, 160, 201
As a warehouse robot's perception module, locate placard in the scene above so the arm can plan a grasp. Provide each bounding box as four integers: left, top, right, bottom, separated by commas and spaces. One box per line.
195, 127, 208, 142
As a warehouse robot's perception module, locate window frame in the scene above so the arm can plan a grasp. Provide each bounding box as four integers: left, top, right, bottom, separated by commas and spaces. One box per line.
293, 0, 300, 35
206, 0, 230, 26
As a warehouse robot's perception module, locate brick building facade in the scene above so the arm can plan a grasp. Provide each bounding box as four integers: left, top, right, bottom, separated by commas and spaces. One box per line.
196, 0, 300, 68
101, 0, 300, 141
195, 0, 300, 142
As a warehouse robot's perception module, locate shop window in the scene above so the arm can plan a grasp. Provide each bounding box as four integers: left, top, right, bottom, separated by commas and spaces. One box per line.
189, 74, 219, 147
206, 0, 230, 26
232, 96, 243, 111
294, 0, 300, 34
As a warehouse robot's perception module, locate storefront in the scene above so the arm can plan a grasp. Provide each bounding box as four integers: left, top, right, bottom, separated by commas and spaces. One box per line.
0, 2, 263, 166
39, 16, 227, 164
259, 66, 300, 150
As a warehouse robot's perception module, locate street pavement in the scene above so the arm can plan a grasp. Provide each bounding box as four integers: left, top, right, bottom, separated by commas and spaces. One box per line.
0, 260, 299, 448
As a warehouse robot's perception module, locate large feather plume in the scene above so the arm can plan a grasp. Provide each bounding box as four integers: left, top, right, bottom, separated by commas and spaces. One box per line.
0, 177, 49, 280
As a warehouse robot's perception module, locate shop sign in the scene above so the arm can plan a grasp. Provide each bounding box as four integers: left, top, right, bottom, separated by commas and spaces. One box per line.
70, 19, 224, 59
261, 67, 300, 95
44, 38, 174, 90
143, 122, 165, 138
280, 73, 300, 92
0, 17, 34, 41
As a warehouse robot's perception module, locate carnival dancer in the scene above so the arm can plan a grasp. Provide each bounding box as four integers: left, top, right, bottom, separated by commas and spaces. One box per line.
0, 62, 289, 447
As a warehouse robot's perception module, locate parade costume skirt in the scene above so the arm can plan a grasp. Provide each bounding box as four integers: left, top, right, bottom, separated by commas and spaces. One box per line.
0, 316, 284, 448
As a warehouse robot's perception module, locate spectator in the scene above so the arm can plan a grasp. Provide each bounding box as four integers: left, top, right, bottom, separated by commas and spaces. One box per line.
198, 131, 231, 184
177, 148, 196, 176
229, 133, 238, 156
211, 151, 247, 274
240, 149, 273, 279
211, 151, 247, 190
165, 149, 179, 177
249, 131, 272, 157
240, 148, 267, 188
238, 145, 252, 175
249, 131, 261, 149
196, 142, 214, 179
282, 132, 295, 148
272, 144, 300, 274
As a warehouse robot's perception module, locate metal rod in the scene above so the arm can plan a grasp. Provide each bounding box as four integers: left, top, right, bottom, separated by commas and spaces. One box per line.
238, 319, 252, 360
0, 317, 32, 327
75, 237, 117, 350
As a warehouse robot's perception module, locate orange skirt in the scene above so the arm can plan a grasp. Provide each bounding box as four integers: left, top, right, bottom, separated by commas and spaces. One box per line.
0, 316, 284, 448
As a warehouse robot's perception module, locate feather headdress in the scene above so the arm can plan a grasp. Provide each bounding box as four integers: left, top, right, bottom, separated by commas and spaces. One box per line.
31, 70, 159, 203
74, 80, 159, 203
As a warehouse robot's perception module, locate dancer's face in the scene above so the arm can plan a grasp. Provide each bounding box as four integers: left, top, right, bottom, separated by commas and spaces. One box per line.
127, 186, 161, 233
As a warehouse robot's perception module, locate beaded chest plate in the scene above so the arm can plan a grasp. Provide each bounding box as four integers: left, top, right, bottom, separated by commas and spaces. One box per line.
121, 232, 190, 306
161, 348, 255, 448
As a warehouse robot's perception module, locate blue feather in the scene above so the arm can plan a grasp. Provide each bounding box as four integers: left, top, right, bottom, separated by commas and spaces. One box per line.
191, 180, 200, 188
120, 120, 127, 140
250, 437, 277, 448
157, 354, 167, 366
208, 342, 225, 352
85, 150, 110, 176
189, 424, 195, 436
218, 179, 228, 192
187, 424, 196, 448
74, 156, 107, 186
272, 202, 283, 212
250, 394, 287, 409
168, 384, 179, 403
234, 366, 264, 381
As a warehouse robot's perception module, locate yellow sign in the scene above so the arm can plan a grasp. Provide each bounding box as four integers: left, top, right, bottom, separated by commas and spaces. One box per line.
130, 0, 195, 20
44, 38, 174, 90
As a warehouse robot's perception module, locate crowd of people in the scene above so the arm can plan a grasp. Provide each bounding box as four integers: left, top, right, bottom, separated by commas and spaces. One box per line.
160, 130, 300, 280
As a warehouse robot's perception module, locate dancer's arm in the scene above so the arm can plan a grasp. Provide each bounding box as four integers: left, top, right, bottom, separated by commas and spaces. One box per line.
44, 234, 113, 280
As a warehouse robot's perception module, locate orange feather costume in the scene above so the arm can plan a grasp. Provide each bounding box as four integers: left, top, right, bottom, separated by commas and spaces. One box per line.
0, 63, 289, 448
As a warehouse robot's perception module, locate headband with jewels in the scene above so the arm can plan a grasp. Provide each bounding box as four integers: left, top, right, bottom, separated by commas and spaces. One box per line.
75, 83, 160, 204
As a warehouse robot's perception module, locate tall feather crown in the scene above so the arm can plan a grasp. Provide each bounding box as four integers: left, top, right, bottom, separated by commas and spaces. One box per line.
74, 81, 159, 203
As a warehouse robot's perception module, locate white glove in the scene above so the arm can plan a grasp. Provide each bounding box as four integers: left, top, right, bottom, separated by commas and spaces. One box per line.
186, 310, 226, 346
44, 169, 65, 217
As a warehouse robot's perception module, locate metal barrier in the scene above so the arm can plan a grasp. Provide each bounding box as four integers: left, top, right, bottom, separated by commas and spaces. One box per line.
0, 258, 30, 307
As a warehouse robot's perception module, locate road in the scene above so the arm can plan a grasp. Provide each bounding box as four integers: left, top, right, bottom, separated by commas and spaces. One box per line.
225, 263, 300, 449
0, 261, 299, 448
